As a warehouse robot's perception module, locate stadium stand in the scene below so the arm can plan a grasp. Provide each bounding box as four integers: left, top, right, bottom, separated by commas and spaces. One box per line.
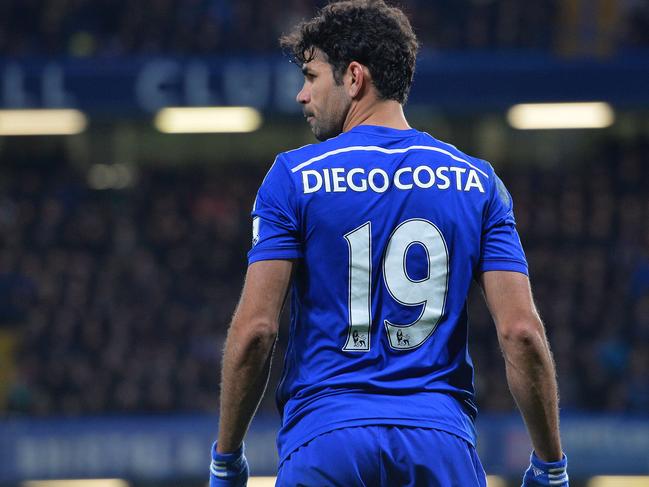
0, 0, 647, 57
1, 135, 647, 417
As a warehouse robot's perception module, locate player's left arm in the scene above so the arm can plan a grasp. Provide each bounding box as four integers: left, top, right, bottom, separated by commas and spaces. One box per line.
216, 259, 294, 453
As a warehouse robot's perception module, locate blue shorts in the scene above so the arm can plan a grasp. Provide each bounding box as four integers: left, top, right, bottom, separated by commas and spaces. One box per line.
275, 425, 487, 487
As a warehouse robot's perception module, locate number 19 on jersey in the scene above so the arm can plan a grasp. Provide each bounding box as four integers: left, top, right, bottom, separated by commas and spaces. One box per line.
343, 219, 449, 352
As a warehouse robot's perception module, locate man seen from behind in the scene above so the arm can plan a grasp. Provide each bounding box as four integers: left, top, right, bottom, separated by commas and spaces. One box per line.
209, 1, 568, 486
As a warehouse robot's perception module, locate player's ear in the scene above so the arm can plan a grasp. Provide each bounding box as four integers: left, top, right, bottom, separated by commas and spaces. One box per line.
346, 61, 367, 98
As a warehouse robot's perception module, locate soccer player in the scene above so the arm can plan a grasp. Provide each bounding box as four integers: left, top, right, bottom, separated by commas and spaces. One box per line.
209, 1, 568, 486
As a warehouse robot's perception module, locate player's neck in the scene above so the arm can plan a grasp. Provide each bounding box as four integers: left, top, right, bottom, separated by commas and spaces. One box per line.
342, 99, 410, 133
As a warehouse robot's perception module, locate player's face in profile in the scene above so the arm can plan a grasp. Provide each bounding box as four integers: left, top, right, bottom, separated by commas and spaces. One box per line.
297, 50, 351, 141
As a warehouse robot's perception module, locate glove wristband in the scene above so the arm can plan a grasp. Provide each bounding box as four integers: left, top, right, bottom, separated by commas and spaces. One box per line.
526, 451, 569, 486
210, 442, 246, 479
211, 442, 244, 461
530, 451, 567, 470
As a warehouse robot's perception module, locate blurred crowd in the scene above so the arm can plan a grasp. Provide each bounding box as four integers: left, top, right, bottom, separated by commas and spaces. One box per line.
0, 164, 262, 414
472, 136, 649, 413
0, 0, 648, 57
0, 134, 648, 417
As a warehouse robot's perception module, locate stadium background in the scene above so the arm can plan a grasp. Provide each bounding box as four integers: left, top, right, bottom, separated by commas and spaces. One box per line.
0, 1, 648, 486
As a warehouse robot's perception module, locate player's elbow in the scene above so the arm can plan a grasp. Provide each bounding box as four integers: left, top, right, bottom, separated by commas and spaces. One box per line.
233, 317, 279, 350
498, 317, 545, 351
252, 319, 279, 344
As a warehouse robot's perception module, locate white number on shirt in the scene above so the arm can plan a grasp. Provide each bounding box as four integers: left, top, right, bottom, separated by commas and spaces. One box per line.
344, 219, 449, 351
343, 222, 372, 351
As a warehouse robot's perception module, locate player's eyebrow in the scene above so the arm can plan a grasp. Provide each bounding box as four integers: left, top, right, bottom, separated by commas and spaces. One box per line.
301, 66, 315, 76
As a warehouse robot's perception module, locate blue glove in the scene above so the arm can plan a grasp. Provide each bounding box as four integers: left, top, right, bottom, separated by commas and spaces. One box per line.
209, 441, 249, 487
522, 451, 568, 487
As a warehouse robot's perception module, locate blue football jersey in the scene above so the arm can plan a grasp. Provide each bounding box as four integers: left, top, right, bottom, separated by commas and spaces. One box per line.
247, 125, 528, 463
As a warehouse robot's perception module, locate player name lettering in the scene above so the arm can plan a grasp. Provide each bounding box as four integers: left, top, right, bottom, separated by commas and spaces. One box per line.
301, 165, 485, 194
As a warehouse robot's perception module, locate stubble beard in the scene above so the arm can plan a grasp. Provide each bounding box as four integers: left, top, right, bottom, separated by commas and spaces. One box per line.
310, 96, 351, 142
311, 117, 343, 141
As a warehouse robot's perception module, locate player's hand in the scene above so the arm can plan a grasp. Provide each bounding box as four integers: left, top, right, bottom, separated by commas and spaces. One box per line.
521, 451, 568, 487
209, 442, 249, 487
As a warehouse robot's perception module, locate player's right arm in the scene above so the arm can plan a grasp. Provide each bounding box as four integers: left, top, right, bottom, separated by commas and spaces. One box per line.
479, 270, 565, 460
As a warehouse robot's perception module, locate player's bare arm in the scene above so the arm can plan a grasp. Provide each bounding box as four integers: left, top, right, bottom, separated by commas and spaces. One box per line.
480, 270, 563, 462
217, 259, 293, 453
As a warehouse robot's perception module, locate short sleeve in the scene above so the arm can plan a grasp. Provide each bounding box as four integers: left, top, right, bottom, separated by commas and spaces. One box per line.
478, 171, 528, 275
248, 156, 303, 264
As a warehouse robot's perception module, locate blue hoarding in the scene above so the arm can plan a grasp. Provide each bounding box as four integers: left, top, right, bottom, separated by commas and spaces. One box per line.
1, 53, 648, 115
1, 413, 648, 482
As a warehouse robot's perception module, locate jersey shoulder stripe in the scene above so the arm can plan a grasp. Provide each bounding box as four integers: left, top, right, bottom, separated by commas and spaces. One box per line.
280, 130, 491, 180
289, 144, 489, 178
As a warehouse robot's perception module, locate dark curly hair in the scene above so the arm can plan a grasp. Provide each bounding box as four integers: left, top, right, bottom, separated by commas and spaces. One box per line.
280, 0, 419, 105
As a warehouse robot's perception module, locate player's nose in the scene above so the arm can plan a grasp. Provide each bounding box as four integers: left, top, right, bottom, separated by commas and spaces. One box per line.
296, 84, 310, 104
